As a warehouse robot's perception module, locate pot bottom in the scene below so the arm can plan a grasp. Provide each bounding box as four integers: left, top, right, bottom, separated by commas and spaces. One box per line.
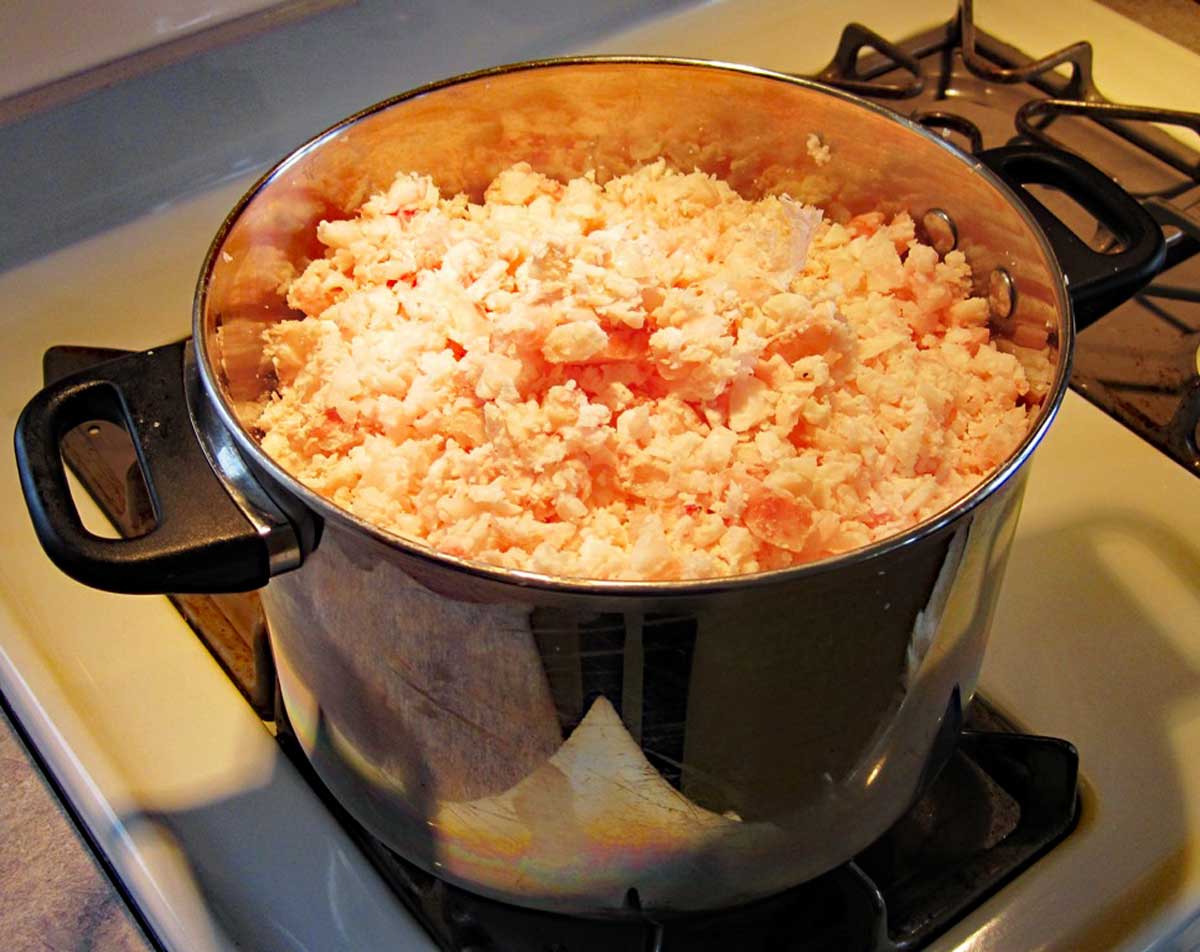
274, 642, 962, 916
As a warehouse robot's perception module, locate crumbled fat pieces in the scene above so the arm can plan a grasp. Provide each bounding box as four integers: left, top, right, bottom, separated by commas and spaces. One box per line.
257, 161, 1041, 580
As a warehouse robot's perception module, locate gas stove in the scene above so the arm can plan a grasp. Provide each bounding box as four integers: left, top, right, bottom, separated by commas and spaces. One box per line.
1, 1, 1198, 951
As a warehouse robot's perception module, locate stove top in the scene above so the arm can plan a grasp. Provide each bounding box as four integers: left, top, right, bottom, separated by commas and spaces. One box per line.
37, 333, 1081, 952
41, 335, 1087, 949
2, 2, 1199, 951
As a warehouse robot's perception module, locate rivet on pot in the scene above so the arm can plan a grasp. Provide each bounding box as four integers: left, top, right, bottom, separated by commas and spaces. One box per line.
921, 208, 958, 257
988, 267, 1016, 320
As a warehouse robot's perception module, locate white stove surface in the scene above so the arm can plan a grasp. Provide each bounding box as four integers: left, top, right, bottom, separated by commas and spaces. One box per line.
1, 1, 1198, 950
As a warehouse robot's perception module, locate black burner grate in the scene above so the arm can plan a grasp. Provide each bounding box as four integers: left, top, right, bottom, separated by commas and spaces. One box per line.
814, 1, 1200, 475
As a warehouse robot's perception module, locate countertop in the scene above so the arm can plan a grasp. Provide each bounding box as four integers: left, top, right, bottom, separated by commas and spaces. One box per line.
1098, 0, 1200, 55
0, 705, 152, 951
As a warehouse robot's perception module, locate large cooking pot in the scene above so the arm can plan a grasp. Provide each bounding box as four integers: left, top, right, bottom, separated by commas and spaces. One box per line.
14, 59, 1162, 915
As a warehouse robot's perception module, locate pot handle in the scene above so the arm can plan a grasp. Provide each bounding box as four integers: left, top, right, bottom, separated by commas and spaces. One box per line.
977, 144, 1166, 330
14, 341, 290, 594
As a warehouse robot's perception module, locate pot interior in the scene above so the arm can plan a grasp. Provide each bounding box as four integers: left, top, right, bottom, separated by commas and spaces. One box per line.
196, 58, 1068, 577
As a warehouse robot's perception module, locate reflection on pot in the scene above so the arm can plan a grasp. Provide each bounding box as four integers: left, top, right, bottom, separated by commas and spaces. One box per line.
267, 467, 1026, 913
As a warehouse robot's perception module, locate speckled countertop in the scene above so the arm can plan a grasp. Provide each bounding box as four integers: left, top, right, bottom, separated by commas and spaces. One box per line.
0, 706, 152, 951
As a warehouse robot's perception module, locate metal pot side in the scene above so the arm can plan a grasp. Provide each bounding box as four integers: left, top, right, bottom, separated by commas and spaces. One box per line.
194, 60, 1069, 914
266, 470, 1026, 912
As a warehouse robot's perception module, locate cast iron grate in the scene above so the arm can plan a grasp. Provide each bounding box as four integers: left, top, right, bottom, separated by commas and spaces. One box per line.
813, 0, 1200, 475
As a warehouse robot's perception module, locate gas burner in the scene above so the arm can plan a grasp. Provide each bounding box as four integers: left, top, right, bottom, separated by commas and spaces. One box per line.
813, 0, 1200, 473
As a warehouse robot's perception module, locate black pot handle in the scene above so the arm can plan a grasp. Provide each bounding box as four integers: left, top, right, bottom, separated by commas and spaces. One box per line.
15, 341, 279, 594
977, 144, 1165, 331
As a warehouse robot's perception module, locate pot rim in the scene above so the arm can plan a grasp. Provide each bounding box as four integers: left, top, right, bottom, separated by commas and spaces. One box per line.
193, 54, 1073, 597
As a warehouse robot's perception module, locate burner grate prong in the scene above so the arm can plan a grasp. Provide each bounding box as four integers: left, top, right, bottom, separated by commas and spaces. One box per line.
811, 22, 925, 98
1017, 99, 1200, 187
958, 0, 1096, 98
910, 110, 985, 155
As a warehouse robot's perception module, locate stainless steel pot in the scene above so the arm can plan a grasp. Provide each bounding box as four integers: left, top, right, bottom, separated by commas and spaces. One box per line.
14, 58, 1163, 915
